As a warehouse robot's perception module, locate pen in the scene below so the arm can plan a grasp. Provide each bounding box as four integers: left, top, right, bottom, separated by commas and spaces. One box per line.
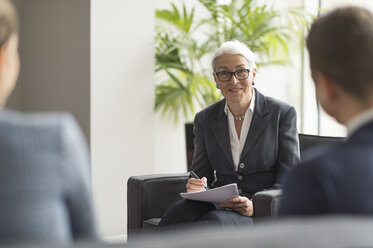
189, 171, 209, 190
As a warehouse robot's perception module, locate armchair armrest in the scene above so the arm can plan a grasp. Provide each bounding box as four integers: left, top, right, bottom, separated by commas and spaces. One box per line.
127, 173, 189, 235
253, 189, 282, 220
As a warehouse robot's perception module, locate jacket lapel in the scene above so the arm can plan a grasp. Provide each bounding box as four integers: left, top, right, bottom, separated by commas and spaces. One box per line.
241, 89, 270, 160
210, 100, 235, 169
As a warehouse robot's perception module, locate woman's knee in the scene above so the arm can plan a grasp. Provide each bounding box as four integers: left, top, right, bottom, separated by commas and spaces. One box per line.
199, 209, 253, 226
199, 209, 228, 221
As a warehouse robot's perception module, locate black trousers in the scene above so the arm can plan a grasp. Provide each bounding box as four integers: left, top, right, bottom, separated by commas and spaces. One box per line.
158, 199, 253, 228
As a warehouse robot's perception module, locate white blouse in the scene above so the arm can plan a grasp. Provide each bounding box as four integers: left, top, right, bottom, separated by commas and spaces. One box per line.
224, 90, 256, 171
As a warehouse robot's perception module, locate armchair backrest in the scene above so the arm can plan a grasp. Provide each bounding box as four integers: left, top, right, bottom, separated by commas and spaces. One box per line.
298, 134, 345, 160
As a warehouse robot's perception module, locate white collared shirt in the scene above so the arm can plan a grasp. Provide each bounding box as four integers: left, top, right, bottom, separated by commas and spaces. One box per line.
346, 107, 373, 137
224, 90, 256, 171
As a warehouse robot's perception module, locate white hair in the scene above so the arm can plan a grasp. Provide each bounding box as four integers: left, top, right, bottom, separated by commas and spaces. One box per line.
212, 40, 257, 71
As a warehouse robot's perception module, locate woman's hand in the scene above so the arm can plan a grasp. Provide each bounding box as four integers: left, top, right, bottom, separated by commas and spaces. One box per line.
218, 196, 253, 217
186, 177, 207, 193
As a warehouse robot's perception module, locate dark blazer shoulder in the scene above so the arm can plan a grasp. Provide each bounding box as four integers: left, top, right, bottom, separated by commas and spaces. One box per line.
294, 142, 343, 178
195, 98, 226, 121
247, 89, 295, 119
264, 94, 294, 114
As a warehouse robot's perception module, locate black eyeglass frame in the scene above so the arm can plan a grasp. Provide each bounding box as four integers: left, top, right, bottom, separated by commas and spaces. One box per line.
214, 69, 251, 82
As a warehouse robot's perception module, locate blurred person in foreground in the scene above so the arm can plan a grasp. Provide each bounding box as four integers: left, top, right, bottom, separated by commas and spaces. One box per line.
0, 0, 98, 245
279, 6, 373, 215
158, 40, 300, 227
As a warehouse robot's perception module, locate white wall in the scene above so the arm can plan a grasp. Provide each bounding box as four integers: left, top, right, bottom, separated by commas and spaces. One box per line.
90, 0, 155, 238
154, 114, 188, 173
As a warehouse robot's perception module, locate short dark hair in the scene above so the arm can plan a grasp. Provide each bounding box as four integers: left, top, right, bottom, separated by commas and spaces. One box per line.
307, 6, 373, 101
0, 0, 18, 47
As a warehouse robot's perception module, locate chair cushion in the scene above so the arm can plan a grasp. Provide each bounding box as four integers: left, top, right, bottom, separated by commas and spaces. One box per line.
143, 218, 161, 229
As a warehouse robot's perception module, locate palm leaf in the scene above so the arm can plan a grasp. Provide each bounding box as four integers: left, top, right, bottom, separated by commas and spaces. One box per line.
156, 3, 195, 36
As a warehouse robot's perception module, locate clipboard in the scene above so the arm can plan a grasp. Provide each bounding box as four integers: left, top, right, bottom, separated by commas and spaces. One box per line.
180, 183, 239, 203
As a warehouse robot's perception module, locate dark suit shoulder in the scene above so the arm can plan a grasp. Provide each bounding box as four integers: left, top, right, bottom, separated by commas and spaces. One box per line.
281, 145, 334, 201
265, 95, 294, 113
298, 142, 346, 175
253, 90, 296, 121
195, 99, 225, 121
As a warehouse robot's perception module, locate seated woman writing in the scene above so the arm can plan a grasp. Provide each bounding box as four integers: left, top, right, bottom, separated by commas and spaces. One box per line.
159, 40, 300, 227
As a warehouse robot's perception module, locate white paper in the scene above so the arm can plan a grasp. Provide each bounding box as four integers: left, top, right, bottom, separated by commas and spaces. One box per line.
180, 183, 239, 203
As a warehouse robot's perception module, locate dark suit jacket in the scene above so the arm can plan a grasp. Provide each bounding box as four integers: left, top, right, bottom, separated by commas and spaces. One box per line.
191, 89, 300, 199
278, 120, 373, 216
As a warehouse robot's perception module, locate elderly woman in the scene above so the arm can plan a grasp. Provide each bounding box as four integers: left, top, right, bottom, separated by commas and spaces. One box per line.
159, 40, 300, 227
0, 0, 98, 244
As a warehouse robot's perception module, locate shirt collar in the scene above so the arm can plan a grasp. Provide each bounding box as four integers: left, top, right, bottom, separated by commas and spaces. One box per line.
224, 88, 256, 116
346, 107, 373, 136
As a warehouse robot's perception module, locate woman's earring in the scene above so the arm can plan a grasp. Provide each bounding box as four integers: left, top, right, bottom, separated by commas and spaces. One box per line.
216, 84, 220, 89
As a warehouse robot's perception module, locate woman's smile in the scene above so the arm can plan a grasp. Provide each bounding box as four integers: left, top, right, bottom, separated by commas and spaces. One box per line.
229, 88, 243, 93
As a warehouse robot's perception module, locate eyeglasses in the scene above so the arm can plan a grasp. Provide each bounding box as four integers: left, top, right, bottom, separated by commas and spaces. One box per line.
214, 69, 250, 82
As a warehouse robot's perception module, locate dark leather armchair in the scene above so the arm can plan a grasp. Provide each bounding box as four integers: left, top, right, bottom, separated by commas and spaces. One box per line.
127, 134, 344, 235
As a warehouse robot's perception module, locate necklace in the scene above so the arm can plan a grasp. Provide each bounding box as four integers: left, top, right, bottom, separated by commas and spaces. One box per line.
233, 114, 245, 121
